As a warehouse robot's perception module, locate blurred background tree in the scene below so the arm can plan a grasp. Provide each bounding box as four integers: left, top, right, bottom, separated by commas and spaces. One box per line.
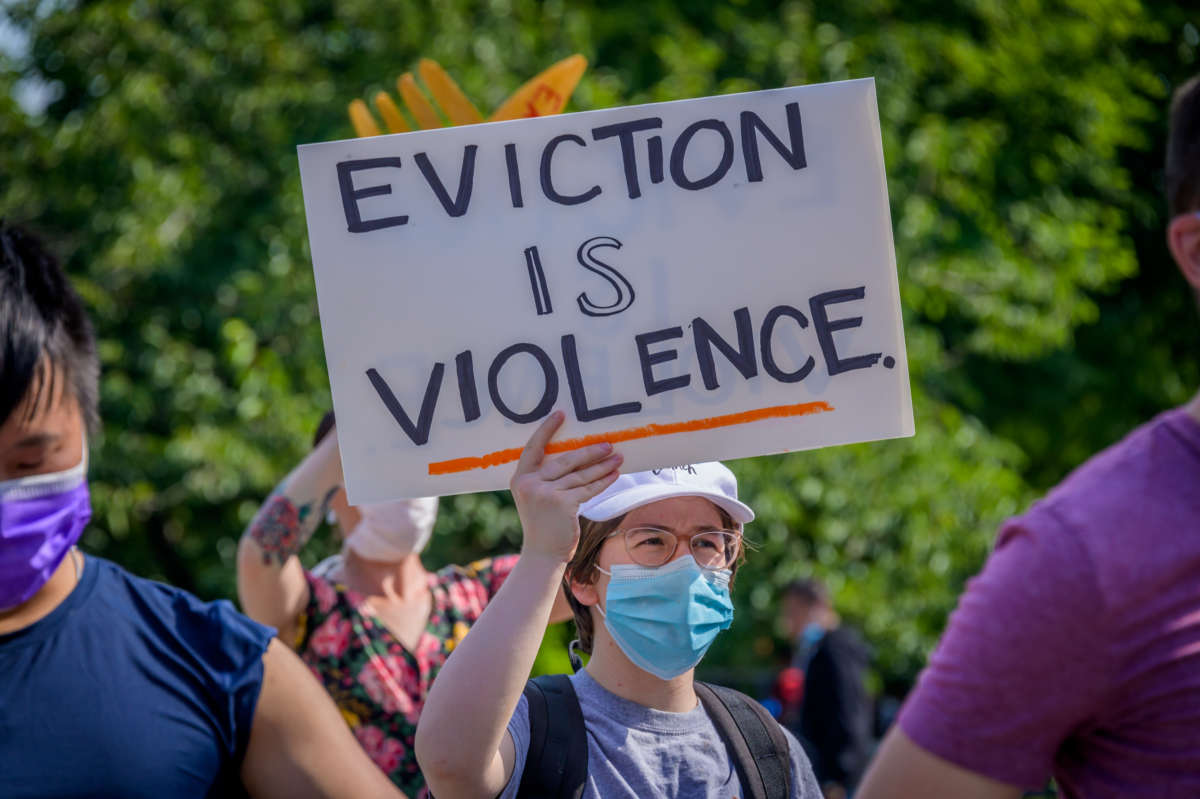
1, 0, 1196, 698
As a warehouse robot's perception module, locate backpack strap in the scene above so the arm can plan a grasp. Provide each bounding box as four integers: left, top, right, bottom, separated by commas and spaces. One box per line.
517, 674, 588, 799
695, 682, 793, 799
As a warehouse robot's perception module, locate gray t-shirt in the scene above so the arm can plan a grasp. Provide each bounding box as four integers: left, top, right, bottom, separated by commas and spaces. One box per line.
498, 669, 822, 798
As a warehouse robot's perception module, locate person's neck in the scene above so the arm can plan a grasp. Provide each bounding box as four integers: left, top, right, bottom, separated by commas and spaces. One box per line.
584, 633, 697, 713
342, 550, 428, 601
1185, 391, 1200, 427
0, 550, 81, 636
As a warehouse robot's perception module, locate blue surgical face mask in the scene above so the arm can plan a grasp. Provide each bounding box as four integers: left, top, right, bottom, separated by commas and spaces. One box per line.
596, 555, 734, 680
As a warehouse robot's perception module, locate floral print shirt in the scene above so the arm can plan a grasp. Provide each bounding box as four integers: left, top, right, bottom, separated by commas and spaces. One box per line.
295, 554, 518, 797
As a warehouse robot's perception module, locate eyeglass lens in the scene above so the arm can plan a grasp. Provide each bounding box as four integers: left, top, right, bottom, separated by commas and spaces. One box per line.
623, 527, 740, 569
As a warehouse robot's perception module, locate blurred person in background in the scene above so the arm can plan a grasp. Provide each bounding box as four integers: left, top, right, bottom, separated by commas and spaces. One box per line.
0, 222, 403, 798
778, 578, 874, 799
858, 74, 1200, 799
237, 412, 572, 797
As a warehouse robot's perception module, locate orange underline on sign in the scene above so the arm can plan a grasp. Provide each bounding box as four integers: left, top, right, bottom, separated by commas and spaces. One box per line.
427, 400, 836, 475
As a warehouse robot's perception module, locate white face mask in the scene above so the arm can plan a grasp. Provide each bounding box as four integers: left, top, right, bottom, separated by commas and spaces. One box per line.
344, 496, 438, 562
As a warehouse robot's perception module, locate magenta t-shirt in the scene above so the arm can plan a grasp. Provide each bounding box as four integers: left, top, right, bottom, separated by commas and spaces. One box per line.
899, 407, 1200, 798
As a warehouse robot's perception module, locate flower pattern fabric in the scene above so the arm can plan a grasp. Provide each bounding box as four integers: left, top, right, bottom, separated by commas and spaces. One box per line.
296, 555, 518, 797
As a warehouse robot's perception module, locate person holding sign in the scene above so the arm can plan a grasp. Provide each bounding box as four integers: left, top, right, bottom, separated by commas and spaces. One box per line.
237, 413, 572, 796
414, 411, 822, 798
857, 75, 1200, 799
0, 223, 402, 799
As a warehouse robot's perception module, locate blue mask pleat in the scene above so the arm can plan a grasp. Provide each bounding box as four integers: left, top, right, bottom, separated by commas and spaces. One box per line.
600, 556, 735, 680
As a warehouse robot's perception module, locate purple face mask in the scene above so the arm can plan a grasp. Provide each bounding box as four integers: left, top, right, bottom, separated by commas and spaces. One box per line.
0, 451, 91, 611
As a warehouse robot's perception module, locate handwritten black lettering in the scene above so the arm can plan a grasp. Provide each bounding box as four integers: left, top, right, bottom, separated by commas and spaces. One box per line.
576, 236, 635, 317
561, 334, 642, 421
809, 287, 882, 376
636, 326, 690, 396
487, 343, 559, 423
366, 365, 443, 445
760, 305, 816, 383
591, 117, 664, 200
455, 350, 481, 422
741, 103, 806, 183
413, 146, 477, 217
692, 307, 758, 390
504, 143, 524, 208
670, 119, 735, 191
540, 134, 602, 205
337, 158, 408, 233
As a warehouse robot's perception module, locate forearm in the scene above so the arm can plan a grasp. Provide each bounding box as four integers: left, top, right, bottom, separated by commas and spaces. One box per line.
242, 433, 343, 567
857, 728, 1023, 799
416, 550, 565, 795
417, 412, 620, 795
237, 433, 342, 635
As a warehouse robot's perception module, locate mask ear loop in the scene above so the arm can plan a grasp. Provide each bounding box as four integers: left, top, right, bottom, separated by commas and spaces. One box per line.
592, 564, 611, 618
567, 638, 585, 673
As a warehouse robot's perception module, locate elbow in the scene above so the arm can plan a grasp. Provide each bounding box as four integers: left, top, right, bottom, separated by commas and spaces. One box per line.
234, 538, 276, 626
414, 719, 449, 785
235, 538, 260, 600
236, 533, 260, 567
415, 718, 482, 798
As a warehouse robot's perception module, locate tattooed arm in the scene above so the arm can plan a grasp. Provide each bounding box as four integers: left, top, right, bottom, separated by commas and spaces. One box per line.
237, 429, 345, 647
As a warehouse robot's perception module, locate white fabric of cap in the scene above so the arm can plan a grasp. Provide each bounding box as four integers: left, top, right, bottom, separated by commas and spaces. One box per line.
579, 463, 754, 524
345, 496, 439, 561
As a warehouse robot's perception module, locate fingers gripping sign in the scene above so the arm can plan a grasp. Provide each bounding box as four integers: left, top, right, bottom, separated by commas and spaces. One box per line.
511, 411, 623, 562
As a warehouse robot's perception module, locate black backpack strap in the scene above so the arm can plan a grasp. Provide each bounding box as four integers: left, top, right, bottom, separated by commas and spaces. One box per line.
696, 682, 793, 799
517, 674, 588, 799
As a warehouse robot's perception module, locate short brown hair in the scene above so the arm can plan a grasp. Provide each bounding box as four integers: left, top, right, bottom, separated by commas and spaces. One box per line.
564, 505, 743, 655
1167, 75, 1200, 217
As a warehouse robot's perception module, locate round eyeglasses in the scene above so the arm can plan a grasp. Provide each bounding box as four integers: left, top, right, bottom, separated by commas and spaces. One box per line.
607, 527, 742, 570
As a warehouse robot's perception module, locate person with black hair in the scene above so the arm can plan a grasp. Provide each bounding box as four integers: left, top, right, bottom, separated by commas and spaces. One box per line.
0, 222, 404, 798
858, 75, 1200, 799
236, 412, 573, 796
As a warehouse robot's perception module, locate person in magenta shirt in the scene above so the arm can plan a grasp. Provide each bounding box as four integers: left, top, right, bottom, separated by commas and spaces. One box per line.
857, 75, 1200, 799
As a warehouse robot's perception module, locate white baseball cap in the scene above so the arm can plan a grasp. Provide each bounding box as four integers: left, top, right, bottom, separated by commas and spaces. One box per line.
579, 463, 754, 524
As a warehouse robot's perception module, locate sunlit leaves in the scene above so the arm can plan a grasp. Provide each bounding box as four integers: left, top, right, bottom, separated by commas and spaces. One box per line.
1, 0, 1194, 690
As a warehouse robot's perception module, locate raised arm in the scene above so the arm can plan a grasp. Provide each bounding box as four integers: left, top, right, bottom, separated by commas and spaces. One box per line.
415, 412, 621, 799
237, 430, 344, 645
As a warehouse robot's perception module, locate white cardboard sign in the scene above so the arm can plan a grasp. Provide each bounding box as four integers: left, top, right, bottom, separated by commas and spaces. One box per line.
298, 77, 913, 503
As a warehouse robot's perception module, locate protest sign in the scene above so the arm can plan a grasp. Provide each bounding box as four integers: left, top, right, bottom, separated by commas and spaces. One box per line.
298, 77, 913, 502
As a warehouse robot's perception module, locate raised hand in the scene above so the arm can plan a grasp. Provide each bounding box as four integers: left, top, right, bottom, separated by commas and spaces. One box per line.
510, 411, 622, 563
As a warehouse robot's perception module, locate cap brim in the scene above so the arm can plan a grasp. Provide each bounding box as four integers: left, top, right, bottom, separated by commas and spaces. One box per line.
580, 484, 755, 525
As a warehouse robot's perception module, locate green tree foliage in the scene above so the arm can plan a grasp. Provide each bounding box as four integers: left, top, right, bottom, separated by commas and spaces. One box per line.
1, 0, 1196, 692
